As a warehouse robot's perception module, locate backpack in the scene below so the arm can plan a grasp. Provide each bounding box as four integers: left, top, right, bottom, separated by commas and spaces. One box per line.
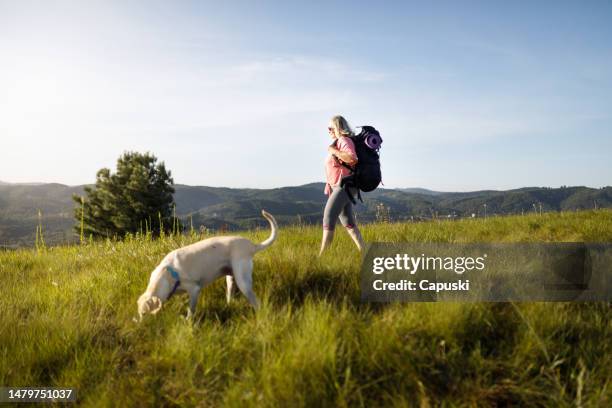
335, 125, 383, 203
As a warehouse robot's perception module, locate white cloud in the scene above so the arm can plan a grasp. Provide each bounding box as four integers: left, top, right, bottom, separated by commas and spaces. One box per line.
226, 55, 387, 85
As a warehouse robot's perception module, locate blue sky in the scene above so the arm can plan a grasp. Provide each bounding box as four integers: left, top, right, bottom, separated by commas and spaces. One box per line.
0, 0, 610, 190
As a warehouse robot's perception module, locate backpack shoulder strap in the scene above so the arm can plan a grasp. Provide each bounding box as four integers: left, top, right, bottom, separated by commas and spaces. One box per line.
332, 139, 356, 172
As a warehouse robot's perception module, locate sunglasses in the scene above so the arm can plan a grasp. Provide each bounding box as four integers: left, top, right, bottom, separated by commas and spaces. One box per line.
328, 127, 334, 132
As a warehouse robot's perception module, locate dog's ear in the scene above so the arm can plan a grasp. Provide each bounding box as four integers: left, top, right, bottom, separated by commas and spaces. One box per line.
148, 296, 163, 314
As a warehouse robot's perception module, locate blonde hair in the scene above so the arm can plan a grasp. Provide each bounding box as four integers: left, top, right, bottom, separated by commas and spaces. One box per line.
329, 115, 354, 138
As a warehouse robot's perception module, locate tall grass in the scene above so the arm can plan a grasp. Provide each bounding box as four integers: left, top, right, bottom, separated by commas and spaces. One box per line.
0, 210, 610, 406
34, 209, 46, 252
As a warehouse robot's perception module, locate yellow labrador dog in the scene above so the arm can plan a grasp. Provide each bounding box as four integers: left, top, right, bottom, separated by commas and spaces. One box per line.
137, 210, 277, 321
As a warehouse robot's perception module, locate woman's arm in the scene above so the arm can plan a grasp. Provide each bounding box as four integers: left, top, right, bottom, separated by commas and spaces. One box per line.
328, 142, 357, 165
329, 147, 356, 165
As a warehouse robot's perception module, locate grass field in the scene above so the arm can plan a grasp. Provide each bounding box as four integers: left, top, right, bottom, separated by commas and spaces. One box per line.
1, 210, 611, 407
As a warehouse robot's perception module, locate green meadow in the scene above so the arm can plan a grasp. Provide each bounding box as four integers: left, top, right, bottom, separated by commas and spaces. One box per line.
1, 210, 610, 407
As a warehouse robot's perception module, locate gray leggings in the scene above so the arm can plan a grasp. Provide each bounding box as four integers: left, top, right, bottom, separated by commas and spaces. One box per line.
323, 186, 358, 231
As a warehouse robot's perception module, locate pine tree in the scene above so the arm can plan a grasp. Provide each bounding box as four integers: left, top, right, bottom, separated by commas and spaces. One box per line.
73, 152, 176, 238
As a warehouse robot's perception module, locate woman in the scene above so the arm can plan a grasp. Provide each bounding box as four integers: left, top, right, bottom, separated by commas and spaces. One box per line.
319, 115, 365, 256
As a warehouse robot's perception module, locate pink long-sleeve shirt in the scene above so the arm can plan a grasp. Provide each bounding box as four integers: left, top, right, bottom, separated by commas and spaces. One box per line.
324, 136, 358, 195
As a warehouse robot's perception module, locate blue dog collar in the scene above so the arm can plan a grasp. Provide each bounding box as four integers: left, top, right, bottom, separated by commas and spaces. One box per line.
167, 265, 180, 280
166, 265, 181, 298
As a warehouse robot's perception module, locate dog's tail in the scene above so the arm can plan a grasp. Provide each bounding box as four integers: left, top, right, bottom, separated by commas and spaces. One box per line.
256, 210, 278, 252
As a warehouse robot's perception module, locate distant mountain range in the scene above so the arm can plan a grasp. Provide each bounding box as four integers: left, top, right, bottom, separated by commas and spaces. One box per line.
1, 182, 610, 247
397, 187, 447, 196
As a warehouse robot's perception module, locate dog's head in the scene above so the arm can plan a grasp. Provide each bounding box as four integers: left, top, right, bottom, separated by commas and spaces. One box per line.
136, 293, 163, 321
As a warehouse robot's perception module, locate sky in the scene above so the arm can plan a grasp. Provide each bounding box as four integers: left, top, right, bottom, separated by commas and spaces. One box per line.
0, 0, 611, 191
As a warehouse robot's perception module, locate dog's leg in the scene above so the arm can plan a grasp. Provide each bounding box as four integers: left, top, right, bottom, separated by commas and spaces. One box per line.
186, 284, 201, 319
226, 275, 234, 304
231, 258, 259, 310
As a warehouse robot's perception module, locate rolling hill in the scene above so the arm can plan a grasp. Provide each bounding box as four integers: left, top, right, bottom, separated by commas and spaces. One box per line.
1, 182, 611, 247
